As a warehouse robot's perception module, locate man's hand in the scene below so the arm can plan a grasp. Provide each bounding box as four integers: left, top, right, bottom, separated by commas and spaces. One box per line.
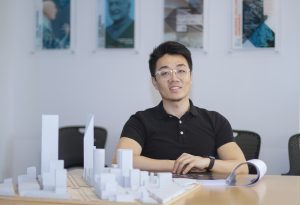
172, 153, 210, 174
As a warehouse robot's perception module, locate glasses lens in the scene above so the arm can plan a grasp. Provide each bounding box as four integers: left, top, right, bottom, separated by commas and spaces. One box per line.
156, 69, 189, 80
160, 70, 171, 79
176, 69, 188, 78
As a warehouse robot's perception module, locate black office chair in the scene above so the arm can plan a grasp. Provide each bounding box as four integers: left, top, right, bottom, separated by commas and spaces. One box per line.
58, 126, 107, 169
282, 134, 300, 176
233, 129, 261, 174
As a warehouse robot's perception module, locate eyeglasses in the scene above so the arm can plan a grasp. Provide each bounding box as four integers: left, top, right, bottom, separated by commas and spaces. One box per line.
155, 67, 190, 80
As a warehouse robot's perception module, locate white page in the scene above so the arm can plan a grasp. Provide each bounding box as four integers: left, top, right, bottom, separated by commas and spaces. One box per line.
173, 159, 267, 187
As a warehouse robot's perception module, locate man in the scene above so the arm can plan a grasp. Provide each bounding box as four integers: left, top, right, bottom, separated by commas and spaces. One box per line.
114, 41, 247, 174
105, 0, 134, 48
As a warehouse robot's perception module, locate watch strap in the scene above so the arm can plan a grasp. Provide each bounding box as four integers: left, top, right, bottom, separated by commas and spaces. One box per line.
206, 156, 215, 170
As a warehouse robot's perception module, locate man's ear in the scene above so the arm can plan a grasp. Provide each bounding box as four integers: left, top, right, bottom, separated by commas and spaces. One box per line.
151, 77, 158, 90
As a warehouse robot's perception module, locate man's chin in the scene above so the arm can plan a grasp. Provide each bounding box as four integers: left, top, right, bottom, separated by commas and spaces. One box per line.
164, 97, 185, 102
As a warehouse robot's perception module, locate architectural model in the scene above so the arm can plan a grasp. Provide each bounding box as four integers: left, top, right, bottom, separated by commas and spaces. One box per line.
0, 114, 267, 203
0, 115, 68, 199
41, 115, 59, 174
0, 178, 15, 196
0, 114, 197, 203
83, 115, 94, 186
80, 115, 194, 203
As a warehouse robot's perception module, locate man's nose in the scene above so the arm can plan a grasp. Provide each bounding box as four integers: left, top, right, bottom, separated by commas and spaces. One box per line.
170, 70, 179, 80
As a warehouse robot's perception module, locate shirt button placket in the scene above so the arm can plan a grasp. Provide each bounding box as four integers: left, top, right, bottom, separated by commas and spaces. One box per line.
179, 120, 183, 135
178, 119, 184, 143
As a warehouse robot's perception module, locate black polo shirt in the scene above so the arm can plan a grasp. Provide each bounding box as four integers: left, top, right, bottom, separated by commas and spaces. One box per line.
121, 100, 234, 160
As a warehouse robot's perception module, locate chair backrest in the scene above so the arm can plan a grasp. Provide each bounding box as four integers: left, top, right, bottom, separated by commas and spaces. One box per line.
233, 129, 261, 160
58, 126, 107, 169
233, 129, 261, 174
284, 134, 300, 175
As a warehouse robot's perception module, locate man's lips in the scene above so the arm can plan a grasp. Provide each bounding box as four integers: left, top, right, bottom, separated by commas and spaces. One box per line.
169, 86, 182, 91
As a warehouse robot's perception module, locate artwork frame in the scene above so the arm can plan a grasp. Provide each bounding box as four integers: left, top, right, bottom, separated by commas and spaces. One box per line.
34, 0, 76, 52
163, 0, 208, 52
96, 0, 138, 50
231, 0, 280, 51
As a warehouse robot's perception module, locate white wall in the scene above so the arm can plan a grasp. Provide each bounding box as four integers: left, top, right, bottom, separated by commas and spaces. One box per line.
0, 0, 40, 180
0, 0, 14, 180
0, 0, 299, 180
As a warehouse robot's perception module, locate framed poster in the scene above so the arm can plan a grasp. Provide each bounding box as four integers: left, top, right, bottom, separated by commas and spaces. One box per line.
35, 0, 75, 50
164, 0, 205, 49
97, 0, 135, 49
232, 0, 279, 50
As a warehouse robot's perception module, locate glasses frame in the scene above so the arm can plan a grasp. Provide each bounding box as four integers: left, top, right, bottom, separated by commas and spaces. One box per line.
155, 68, 191, 80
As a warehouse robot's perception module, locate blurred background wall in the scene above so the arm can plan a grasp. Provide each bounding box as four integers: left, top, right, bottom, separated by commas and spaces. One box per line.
0, 0, 299, 180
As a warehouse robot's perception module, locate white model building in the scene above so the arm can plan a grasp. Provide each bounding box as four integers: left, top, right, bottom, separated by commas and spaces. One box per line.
91, 148, 191, 204
41, 115, 59, 174
83, 115, 95, 186
93, 149, 105, 184
0, 115, 68, 199
0, 114, 196, 204
16, 161, 68, 199
0, 178, 15, 196
12, 115, 69, 199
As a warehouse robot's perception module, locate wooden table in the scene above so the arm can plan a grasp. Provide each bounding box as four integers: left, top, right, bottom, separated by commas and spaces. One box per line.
0, 175, 299, 205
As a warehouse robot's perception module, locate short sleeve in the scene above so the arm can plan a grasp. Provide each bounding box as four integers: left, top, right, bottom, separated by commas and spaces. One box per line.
120, 114, 146, 148
212, 112, 234, 148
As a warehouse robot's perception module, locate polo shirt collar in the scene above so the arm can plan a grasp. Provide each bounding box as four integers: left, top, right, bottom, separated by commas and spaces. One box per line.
189, 100, 198, 116
155, 99, 198, 119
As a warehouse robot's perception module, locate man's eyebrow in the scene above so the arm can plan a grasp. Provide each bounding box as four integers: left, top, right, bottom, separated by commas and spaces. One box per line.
158, 65, 169, 70
158, 64, 187, 70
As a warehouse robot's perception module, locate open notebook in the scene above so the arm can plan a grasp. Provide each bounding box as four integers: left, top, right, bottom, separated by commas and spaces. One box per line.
173, 159, 267, 187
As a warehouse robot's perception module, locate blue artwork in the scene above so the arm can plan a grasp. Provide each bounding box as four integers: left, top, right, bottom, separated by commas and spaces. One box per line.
41, 0, 71, 49
104, 0, 135, 48
249, 23, 275, 47
242, 0, 275, 48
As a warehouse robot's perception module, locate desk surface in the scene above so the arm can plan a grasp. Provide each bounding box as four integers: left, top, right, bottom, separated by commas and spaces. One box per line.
0, 175, 299, 205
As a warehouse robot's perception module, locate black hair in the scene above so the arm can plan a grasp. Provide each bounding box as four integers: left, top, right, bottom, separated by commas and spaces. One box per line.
148, 41, 193, 77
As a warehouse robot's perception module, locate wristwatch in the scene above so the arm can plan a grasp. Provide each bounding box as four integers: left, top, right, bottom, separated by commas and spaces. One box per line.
206, 156, 215, 171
